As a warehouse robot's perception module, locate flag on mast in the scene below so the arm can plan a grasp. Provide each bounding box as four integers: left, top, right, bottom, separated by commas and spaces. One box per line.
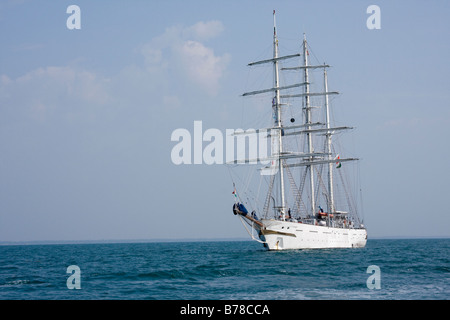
336, 155, 342, 168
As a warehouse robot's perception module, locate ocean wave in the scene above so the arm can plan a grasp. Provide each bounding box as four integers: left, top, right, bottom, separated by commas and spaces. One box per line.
0, 279, 46, 287
1, 239, 449, 299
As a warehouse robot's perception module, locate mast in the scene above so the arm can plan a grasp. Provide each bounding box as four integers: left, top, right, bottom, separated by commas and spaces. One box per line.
273, 10, 286, 219
324, 67, 335, 214
303, 34, 315, 216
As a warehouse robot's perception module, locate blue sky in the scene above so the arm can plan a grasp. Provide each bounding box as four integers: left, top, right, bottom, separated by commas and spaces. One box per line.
1, 0, 449, 242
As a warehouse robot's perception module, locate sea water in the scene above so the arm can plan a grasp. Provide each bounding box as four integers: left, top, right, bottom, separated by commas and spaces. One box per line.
0, 238, 448, 300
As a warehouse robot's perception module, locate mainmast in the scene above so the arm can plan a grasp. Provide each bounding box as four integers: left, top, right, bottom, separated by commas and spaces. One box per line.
302, 34, 315, 216
273, 10, 286, 219
324, 68, 335, 214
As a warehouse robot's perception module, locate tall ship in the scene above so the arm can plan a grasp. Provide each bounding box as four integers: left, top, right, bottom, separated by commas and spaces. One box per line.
228, 12, 367, 250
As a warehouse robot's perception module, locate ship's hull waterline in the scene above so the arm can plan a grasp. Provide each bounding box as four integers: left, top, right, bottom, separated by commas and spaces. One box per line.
257, 219, 367, 250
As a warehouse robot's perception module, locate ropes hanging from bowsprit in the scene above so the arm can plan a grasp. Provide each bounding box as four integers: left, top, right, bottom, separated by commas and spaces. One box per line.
232, 202, 264, 227
232, 202, 248, 216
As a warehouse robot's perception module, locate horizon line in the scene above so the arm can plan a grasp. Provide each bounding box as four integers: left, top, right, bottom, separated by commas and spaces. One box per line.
1, 235, 449, 246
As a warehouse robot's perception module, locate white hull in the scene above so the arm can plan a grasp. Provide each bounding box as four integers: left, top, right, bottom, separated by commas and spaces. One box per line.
258, 219, 367, 250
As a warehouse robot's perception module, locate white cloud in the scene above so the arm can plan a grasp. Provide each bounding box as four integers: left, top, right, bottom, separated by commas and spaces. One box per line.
0, 66, 110, 123
182, 20, 224, 41
140, 20, 230, 96
140, 46, 166, 73
178, 40, 230, 95
0, 20, 229, 128
16, 66, 109, 103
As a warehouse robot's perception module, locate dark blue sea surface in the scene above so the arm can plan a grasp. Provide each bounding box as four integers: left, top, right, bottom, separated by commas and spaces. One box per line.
0, 239, 448, 300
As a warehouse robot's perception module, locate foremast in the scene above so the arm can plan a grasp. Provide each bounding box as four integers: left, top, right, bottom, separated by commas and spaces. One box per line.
272, 11, 287, 220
